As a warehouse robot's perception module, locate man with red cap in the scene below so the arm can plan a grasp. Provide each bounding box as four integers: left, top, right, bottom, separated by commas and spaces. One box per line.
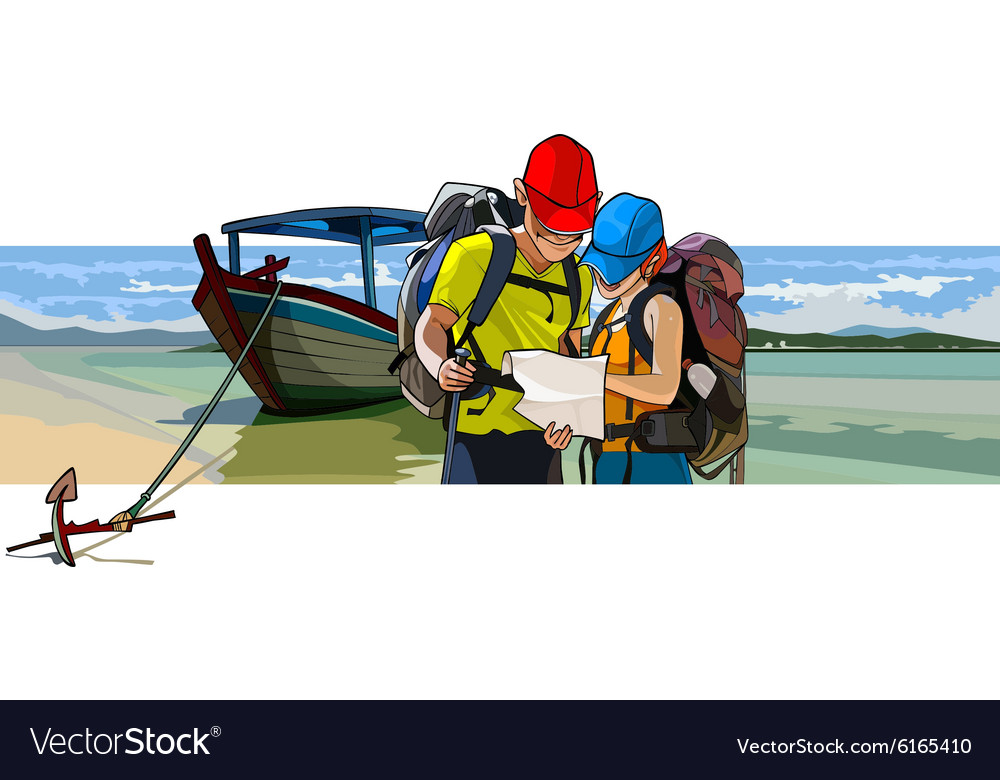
414, 134, 600, 483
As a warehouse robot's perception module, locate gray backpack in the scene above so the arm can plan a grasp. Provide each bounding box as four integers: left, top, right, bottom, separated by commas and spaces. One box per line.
389, 182, 582, 418
389, 184, 522, 418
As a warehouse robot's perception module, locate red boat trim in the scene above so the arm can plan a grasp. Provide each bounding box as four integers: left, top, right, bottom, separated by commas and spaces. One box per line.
245, 256, 290, 279
193, 261, 398, 336
192, 235, 287, 411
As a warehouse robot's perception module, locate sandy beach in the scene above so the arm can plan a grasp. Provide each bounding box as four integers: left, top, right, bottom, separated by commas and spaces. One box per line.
0, 347, 251, 486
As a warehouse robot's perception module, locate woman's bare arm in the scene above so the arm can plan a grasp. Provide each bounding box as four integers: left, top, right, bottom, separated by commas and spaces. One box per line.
603, 295, 683, 405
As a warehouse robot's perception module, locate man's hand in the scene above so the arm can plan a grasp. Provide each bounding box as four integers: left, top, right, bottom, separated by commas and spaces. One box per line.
438, 357, 476, 392
543, 421, 573, 450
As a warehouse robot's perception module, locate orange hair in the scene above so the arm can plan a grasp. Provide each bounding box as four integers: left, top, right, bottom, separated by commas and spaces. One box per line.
639, 238, 669, 279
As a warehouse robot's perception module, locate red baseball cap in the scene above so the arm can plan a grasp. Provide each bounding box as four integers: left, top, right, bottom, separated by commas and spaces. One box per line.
522, 135, 598, 234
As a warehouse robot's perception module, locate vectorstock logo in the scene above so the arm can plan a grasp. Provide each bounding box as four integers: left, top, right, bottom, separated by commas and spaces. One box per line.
29, 727, 221, 756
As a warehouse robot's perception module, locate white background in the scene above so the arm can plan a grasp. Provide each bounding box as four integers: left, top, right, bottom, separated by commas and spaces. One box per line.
1, 1, 998, 699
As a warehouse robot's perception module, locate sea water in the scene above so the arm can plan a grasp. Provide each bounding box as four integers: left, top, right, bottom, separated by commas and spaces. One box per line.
739, 352, 1000, 484
748, 351, 1000, 381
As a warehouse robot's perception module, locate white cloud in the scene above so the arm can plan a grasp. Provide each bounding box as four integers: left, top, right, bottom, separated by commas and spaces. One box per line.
744, 274, 975, 303
120, 278, 199, 293
745, 286, 1000, 341
280, 261, 402, 289
0, 260, 200, 285
0, 299, 208, 333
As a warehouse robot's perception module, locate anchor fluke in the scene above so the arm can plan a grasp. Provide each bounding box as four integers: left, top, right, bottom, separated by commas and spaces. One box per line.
5, 469, 174, 566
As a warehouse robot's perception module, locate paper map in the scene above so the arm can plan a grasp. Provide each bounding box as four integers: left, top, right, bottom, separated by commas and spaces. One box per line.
501, 350, 609, 439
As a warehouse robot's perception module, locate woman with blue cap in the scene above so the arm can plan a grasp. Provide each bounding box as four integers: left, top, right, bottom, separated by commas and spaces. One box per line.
579, 194, 692, 484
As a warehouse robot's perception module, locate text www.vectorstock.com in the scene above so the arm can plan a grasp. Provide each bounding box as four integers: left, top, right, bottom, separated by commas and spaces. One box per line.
737, 738, 973, 756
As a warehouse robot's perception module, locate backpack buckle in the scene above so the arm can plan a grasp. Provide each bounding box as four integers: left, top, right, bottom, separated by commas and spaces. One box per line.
640, 419, 656, 438
605, 422, 618, 442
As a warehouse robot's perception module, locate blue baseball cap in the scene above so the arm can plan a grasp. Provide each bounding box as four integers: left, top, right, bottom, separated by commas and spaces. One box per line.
579, 194, 664, 285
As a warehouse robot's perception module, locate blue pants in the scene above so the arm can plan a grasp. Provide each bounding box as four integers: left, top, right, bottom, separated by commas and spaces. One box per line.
595, 451, 692, 484
448, 430, 563, 484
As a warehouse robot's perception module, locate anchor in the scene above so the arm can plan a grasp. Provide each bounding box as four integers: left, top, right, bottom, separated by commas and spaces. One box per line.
5, 468, 175, 567
6, 281, 284, 568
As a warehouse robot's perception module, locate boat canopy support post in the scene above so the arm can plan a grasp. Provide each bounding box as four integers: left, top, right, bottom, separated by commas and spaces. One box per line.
359, 216, 376, 310
228, 233, 241, 275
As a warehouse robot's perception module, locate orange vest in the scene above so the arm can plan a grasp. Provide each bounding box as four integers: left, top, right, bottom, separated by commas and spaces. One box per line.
590, 300, 673, 453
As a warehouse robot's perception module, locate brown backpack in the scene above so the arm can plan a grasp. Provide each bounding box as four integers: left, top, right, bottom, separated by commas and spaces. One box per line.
588, 233, 748, 482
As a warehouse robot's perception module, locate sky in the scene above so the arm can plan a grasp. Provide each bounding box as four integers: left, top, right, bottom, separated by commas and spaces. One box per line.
1, 244, 997, 339
0, 244, 411, 333
738, 246, 1000, 339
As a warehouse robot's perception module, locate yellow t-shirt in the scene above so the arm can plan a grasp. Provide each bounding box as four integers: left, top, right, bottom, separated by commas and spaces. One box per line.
429, 232, 593, 435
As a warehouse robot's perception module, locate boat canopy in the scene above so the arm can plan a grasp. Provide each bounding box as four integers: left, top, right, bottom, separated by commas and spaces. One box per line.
222, 207, 426, 245
221, 207, 427, 310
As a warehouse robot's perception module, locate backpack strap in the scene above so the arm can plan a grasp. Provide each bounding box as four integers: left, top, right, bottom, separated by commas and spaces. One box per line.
592, 298, 642, 419
622, 432, 637, 484
625, 341, 636, 421
500, 255, 582, 356
450, 226, 517, 416
505, 275, 572, 323
690, 449, 741, 481
561, 255, 582, 356
387, 344, 410, 375
455, 225, 517, 350
700, 238, 743, 277
471, 188, 500, 227
589, 300, 619, 356
578, 437, 603, 484
624, 281, 675, 366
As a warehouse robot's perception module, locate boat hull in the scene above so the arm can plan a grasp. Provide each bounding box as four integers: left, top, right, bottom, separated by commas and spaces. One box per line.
192, 237, 402, 413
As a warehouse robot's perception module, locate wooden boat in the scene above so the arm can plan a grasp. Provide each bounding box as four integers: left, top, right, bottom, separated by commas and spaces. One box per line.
192, 207, 426, 413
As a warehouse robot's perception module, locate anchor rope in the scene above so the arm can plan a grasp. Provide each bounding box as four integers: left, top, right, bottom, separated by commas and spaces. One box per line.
128, 281, 284, 516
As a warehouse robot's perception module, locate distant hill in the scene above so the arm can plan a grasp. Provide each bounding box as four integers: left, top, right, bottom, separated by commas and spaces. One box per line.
748, 328, 1000, 350
830, 325, 934, 338
0, 313, 211, 346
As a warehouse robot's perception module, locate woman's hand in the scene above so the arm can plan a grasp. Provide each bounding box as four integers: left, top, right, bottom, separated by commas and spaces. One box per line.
543, 421, 573, 450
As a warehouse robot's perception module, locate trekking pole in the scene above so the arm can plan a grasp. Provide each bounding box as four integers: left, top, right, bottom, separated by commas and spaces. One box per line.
732, 360, 747, 485
112, 281, 284, 522
440, 347, 471, 485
